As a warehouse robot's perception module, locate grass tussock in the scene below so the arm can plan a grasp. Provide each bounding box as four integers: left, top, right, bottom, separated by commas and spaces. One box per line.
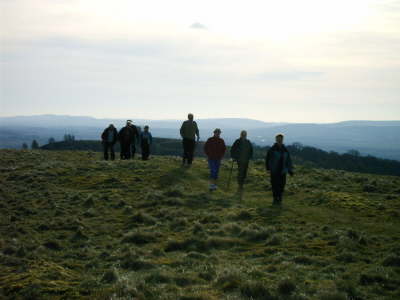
121, 230, 158, 244
240, 281, 276, 299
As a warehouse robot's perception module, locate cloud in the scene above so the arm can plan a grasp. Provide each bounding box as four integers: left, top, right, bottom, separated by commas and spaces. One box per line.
256, 71, 324, 81
190, 22, 207, 30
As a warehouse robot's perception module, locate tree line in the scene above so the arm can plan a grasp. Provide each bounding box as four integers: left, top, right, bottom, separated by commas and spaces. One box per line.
38, 138, 400, 176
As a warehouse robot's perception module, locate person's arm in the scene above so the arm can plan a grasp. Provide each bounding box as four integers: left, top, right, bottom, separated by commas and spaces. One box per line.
195, 122, 200, 141
149, 133, 153, 145
222, 140, 226, 157
249, 141, 254, 159
230, 140, 238, 160
204, 139, 210, 157
101, 130, 106, 141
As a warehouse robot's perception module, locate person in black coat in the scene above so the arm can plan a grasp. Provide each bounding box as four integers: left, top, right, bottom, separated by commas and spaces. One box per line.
127, 120, 140, 159
265, 134, 294, 205
101, 124, 118, 160
230, 130, 253, 194
118, 121, 135, 160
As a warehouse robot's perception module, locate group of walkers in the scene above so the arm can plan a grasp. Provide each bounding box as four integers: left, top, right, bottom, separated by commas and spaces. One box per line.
101, 113, 294, 205
101, 120, 152, 161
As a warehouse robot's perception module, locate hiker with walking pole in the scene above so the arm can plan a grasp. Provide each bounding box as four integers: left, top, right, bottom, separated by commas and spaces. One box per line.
204, 128, 226, 191
265, 133, 294, 206
230, 130, 253, 198
180, 113, 200, 167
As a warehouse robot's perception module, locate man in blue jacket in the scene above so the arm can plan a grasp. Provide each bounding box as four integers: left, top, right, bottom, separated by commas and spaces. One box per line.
266, 134, 294, 205
140, 125, 153, 160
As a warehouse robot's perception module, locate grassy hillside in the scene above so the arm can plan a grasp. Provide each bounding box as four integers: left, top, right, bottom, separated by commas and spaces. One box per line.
1, 150, 400, 300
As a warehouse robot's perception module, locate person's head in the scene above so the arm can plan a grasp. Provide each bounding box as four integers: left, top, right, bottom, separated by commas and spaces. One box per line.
275, 133, 284, 145
213, 128, 221, 138
240, 130, 247, 139
109, 124, 114, 128
188, 113, 194, 121
126, 120, 132, 126
144, 125, 149, 132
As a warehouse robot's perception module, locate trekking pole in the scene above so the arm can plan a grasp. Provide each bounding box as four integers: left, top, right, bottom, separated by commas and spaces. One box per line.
227, 159, 234, 189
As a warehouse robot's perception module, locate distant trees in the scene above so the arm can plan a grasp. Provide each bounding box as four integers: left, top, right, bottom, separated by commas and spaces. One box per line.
292, 142, 304, 150
31, 140, 39, 149
346, 149, 360, 156
22, 143, 28, 150
48, 137, 56, 144
63, 134, 75, 142
39, 138, 400, 176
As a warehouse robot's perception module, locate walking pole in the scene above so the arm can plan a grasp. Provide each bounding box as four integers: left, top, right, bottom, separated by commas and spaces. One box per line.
227, 159, 234, 189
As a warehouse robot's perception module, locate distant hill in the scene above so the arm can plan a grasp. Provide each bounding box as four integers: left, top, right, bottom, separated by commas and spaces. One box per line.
0, 115, 275, 129
41, 139, 400, 176
1, 114, 400, 160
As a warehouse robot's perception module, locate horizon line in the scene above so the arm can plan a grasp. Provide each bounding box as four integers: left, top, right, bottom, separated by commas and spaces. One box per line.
0, 114, 399, 124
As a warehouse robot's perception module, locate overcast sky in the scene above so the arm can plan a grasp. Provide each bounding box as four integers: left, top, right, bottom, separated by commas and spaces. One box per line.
1, 0, 399, 122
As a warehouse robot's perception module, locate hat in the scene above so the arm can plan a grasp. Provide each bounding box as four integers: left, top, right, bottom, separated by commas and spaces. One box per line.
214, 128, 221, 133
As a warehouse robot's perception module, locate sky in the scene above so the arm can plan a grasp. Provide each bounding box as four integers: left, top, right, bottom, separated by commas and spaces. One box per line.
1, 0, 399, 122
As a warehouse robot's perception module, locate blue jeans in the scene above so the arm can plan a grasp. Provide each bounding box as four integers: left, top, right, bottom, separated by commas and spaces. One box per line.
208, 159, 221, 180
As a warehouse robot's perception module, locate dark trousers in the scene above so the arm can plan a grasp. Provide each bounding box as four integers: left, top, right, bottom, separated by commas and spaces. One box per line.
237, 160, 249, 186
103, 142, 115, 160
182, 138, 196, 164
271, 173, 287, 201
120, 142, 132, 160
141, 141, 150, 160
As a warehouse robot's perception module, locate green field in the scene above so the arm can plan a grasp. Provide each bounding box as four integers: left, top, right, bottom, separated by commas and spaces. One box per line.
1, 150, 399, 300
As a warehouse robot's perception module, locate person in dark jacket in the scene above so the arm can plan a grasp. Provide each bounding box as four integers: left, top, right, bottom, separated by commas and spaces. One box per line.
101, 124, 118, 160
140, 125, 153, 160
127, 120, 140, 159
118, 121, 135, 160
180, 113, 200, 166
265, 133, 294, 205
204, 128, 226, 191
230, 130, 253, 193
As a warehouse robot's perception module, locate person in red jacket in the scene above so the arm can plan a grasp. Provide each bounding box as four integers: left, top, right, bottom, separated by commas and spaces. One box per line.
204, 128, 226, 191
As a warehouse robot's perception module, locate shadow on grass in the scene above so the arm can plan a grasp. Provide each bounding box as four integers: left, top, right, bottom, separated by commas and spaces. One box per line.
256, 205, 283, 222
157, 166, 190, 187
184, 192, 239, 209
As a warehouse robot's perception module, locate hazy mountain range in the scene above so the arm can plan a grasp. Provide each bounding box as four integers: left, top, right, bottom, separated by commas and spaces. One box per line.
1, 115, 399, 161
